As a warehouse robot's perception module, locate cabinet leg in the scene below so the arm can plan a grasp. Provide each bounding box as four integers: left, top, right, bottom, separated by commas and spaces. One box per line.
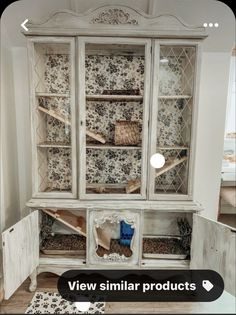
29, 269, 37, 292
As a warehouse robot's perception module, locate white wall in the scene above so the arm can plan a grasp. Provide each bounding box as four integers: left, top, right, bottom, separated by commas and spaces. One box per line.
0, 0, 235, 230
1, 24, 20, 230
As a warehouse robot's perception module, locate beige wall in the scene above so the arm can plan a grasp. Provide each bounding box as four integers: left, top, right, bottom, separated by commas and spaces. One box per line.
0, 0, 235, 232
1, 24, 20, 230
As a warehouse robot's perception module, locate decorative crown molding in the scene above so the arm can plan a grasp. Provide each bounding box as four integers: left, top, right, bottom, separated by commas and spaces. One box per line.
91, 8, 138, 25
24, 5, 207, 39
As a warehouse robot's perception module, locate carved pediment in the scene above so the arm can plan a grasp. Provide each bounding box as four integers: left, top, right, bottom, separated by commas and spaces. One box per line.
91, 8, 138, 25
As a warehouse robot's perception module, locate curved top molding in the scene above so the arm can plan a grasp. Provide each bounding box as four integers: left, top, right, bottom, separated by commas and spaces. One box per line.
24, 5, 207, 39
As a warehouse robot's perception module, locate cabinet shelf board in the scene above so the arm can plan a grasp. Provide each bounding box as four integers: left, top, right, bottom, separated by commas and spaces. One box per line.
38, 106, 71, 125
141, 259, 190, 269
156, 156, 188, 177
86, 94, 143, 101
158, 146, 189, 150
86, 143, 142, 150
158, 95, 191, 99
37, 141, 71, 148
36, 92, 69, 98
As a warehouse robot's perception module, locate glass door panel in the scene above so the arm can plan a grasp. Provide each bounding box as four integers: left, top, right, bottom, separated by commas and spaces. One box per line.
150, 43, 197, 198
31, 38, 76, 197
79, 38, 150, 198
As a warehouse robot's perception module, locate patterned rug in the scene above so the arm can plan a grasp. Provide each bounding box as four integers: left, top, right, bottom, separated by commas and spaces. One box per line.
25, 292, 105, 314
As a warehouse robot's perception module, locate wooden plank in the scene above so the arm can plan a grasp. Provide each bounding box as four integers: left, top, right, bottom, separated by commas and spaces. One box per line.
41, 249, 85, 256
126, 178, 141, 193
158, 146, 189, 150
37, 141, 71, 148
86, 144, 142, 150
158, 95, 191, 99
36, 92, 69, 97
96, 227, 111, 250
86, 94, 143, 101
42, 209, 86, 237
38, 106, 71, 125
191, 214, 236, 296
156, 156, 188, 177
2, 211, 39, 299
141, 259, 190, 269
86, 130, 106, 144
126, 157, 188, 193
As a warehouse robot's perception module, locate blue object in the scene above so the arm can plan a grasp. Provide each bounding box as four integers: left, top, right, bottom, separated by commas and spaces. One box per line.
119, 220, 134, 247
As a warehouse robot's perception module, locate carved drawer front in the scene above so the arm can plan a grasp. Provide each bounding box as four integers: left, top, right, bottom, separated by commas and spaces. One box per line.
88, 209, 141, 266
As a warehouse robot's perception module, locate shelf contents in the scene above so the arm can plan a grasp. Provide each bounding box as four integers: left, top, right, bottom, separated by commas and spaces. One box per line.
96, 239, 132, 257
143, 236, 187, 259
120, 221, 134, 246
41, 234, 86, 255
115, 120, 140, 146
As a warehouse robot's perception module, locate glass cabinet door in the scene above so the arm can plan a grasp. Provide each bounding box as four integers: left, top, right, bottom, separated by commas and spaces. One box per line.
149, 41, 198, 199
29, 38, 76, 198
78, 38, 151, 199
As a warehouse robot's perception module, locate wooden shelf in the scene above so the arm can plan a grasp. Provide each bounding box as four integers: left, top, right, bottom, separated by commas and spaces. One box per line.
158, 146, 189, 150
38, 106, 71, 125
158, 95, 191, 99
156, 156, 188, 177
86, 94, 143, 101
37, 142, 71, 148
86, 143, 142, 150
36, 92, 69, 98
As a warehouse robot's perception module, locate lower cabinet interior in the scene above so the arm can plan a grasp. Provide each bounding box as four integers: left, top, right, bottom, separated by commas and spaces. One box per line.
141, 211, 192, 268
38, 209, 192, 268
39, 209, 87, 263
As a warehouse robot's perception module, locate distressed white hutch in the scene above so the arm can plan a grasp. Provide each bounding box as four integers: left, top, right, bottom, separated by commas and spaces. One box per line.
2, 5, 235, 300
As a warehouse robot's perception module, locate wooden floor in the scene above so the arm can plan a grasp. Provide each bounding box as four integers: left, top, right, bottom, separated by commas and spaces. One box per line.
0, 273, 235, 314
218, 214, 236, 229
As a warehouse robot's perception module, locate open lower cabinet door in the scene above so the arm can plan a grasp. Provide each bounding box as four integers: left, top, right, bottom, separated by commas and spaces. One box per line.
190, 214, 236, 296
2, 211, 39, 299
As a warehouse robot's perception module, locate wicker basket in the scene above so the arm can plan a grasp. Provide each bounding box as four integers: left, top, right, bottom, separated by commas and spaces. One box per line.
115, 120, 140, 146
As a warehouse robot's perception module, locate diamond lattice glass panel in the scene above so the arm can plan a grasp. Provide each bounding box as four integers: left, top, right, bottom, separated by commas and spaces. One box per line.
84, 43, 145, 195
155, 46, 196, 195
33, 42, 72, 193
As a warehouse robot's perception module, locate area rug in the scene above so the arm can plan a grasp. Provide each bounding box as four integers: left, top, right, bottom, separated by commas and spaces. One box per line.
25, 292, 105, 314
